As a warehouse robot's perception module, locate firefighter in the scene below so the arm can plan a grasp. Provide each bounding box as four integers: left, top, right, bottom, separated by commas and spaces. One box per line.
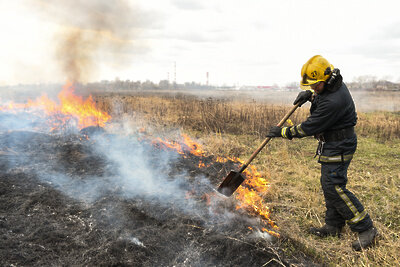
267, 55, 377, 251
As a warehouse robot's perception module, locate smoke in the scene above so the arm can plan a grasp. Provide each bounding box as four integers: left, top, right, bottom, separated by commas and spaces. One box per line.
0, 110, 231, 221
0, 112, 39, 132
30, 0, 146, 83
87, 119, 253, 226
0, 105, 275, 261
93, 134, 202, 211
55, 30, 94, 84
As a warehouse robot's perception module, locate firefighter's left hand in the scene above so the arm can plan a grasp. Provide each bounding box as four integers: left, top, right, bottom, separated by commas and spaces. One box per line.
267, 126, 282, 138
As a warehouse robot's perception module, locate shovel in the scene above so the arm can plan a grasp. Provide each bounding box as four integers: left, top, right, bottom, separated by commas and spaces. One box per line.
217, 103, 300, 197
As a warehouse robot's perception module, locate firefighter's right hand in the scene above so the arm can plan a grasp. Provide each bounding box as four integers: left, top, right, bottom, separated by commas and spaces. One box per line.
267, 126, 282, 138
293, 90, 313, 107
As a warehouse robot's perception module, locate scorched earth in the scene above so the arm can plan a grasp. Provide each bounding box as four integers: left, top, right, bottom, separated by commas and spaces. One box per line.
0, 88, 316, 266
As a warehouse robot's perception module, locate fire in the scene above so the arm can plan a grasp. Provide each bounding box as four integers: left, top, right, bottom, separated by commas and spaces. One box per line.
236, 163, 278, 233
57, 82, 111, 128
0, 82, 111, 131
181, 133, 205, 156
152, 132, 279, 236
152, 134, 207, 157
1, 85, 278, 235
152, 137, 184, 154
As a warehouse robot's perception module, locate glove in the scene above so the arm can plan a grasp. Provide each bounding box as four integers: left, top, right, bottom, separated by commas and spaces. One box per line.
293, 90, 313, 107
267, 126, 282, 138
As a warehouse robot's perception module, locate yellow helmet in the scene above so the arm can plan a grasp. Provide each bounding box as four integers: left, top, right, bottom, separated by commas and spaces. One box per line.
300, 55, 334, 90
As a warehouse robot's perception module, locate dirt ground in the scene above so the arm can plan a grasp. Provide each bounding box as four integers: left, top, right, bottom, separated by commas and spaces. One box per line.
0, 130, 317, 266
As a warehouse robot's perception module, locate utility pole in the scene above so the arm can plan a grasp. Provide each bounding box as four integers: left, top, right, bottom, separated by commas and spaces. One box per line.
206, 72, 209, 87
167, 72, 170, 89
174, 61, 177, 89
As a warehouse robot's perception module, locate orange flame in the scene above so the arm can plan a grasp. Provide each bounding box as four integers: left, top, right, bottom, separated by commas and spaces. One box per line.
152, 134, 207, 157
0, 82, 111, 130
57, 82, 111, 128
151, 132, 279, 236
181, 133, 205, 156
152, 137, 184, 154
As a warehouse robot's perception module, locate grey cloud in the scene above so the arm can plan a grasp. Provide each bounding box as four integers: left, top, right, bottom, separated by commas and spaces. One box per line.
371, 21, 400, 40
237, 57, 279, 67
253, 20, 270, 31
350, 42, 400, 60
144, 30, 233, 43
171, 0, 205, 10
332, 39, 400, 62
175, 32, 216, 43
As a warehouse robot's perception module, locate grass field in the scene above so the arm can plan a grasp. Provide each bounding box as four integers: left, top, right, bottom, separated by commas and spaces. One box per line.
95, 92, 400, 266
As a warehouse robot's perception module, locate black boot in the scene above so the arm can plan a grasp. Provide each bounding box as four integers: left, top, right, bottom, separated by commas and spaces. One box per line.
309, 224, 342, 237
352, 227, 378, 251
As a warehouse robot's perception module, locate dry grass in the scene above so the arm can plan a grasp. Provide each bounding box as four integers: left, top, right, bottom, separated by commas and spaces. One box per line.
357, 112, 400, 141
197, 133, 400, 266
95, 93, 400, 266
263, 138, 399, 266
95, 93, 400, 141
95, 93, 309, 137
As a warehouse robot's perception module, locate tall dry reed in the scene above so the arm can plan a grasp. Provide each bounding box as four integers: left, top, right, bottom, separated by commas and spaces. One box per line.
95, 93, 400, 140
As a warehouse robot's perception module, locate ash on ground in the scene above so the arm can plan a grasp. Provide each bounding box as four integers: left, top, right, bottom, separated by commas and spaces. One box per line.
0, 130, 316, 266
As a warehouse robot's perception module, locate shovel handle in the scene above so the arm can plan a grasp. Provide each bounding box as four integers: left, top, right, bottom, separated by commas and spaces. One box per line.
238, 103, 300, 173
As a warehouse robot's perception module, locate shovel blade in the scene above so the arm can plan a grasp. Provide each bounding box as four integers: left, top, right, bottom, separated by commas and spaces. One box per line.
217, 171, 245, 197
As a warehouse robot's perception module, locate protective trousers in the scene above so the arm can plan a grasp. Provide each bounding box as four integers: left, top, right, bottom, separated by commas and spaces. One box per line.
320, 160, 373, 232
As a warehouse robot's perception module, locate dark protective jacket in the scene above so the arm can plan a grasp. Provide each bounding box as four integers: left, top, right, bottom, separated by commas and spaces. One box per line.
283, 74, 357, 162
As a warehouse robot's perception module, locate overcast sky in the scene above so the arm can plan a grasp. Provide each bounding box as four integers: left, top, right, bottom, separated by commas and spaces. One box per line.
1, 0, 399, 86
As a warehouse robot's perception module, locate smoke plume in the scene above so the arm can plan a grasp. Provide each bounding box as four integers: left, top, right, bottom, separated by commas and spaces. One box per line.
30, 0, 144, 83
